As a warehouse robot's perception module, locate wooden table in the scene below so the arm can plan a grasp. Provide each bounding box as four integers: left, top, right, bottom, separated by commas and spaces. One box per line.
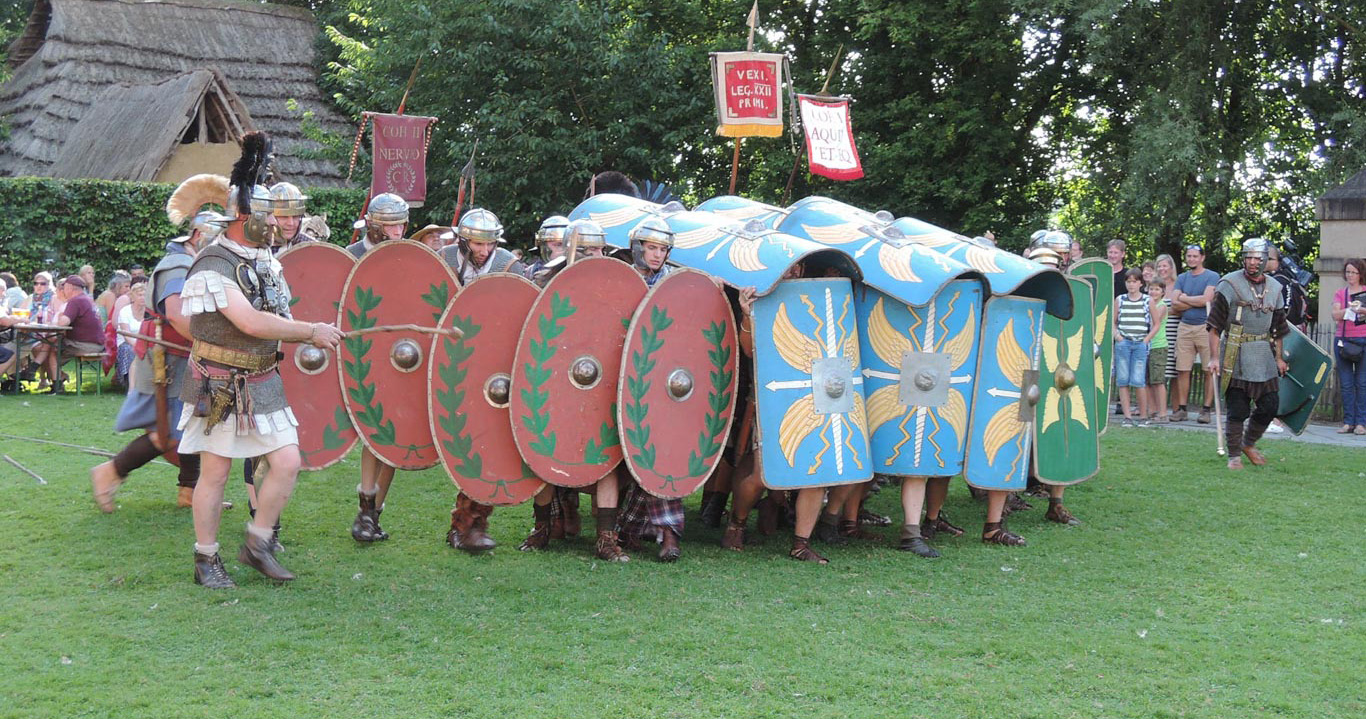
7, 323, 69, 394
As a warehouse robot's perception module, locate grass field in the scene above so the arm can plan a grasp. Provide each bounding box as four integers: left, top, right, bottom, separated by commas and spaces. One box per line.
0, 392, 1362, 719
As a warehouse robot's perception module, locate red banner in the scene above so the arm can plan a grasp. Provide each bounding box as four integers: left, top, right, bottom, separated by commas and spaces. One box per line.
798, 95, 863, 181
370, 113, 437, 207
710, 52, 784, 138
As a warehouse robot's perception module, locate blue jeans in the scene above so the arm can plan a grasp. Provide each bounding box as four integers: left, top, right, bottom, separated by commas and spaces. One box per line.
1337, 338, 1366, 425
1114, 338, 1149, 388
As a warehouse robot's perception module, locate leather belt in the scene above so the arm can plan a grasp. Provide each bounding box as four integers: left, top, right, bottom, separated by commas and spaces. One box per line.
191, 339, 279, 372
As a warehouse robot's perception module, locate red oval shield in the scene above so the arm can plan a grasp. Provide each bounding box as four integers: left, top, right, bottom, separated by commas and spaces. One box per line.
618, 270, 739, 497
339, 241, 457, 470
510, 258, 648, 487
428, 274, 545, 505
278, 242, 358, 470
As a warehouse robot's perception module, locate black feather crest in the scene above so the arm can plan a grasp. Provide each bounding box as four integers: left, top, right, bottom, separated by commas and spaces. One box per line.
229, 131, 272, 215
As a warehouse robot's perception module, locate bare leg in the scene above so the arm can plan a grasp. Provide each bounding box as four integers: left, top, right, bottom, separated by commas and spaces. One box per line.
595, 471, 618, 509
985, 490, 1007, 524
728, 454, 763, 523
1119, 386, 1133, 418
251, 445, 300, 531
1202, 367, 1215, 409
193, 453, 230, 546
793, 487, 823, 539
1174, 370, 1191, 411
1136, 382, 1149, 420
925, 476, 949, 520
899, 477, 927, 526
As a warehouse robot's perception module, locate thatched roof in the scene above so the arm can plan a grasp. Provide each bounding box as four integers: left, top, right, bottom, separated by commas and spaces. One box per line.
0, 0, 352, 186
48, 69, 251, 180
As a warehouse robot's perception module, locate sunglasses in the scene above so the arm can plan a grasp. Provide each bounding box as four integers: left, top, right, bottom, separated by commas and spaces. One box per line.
1184, 244, 1202, 252
34, 281, 48, 286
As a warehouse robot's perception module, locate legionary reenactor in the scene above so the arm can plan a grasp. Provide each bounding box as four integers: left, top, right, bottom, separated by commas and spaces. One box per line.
91, 175, 229, 513
437, 207, 519, 553
177, 132, 343, 588
345, 192, 409, 543
346, 192, 409, 259
518, 219, 627, 561
441, 208, 525, 284
1207, 238, 1290, 470
522, 215, 569, 280
613, 217, 686, 561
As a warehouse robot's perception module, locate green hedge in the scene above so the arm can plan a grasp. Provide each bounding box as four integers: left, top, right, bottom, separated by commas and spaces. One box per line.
0, 178, 366, 287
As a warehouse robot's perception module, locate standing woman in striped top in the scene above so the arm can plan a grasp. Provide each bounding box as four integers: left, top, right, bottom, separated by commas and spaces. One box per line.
1155, 254, 1181, 411
1113, 269, 1152, 426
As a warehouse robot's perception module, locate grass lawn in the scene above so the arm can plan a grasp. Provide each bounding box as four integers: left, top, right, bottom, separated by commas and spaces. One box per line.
0, 392, 1362, 719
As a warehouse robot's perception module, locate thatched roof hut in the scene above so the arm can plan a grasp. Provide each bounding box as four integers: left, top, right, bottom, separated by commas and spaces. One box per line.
0, 0, 352, 186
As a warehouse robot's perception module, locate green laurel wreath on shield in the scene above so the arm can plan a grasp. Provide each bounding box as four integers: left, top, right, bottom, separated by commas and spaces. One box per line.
420, 282, 452, 323
341, 286, 396, 446
623, 306, 672, 472
320, 406, 353, 450
520, 293, 575, 458
687, 321, 734, 478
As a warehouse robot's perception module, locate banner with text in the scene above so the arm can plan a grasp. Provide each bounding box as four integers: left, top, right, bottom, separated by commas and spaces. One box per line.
797, 95, 863, 181
370, 113, 438, 207
710, 52, 785, 138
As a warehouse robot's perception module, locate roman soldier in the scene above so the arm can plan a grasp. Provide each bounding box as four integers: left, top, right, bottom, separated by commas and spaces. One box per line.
346, 192, 409, 259
1207, 238, 1290, 470
522, 215, 569, 280
177, 132, 343, 588
268, 181, 311, 251
441, 208, 525, 284
91, 175, 229, 513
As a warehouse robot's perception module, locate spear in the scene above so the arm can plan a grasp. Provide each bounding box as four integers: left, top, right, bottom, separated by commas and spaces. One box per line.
451, 139, 479, 226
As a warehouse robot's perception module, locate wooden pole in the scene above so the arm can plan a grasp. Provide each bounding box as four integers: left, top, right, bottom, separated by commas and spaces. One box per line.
351, 58, 425, 244
4, 455, 47, 484
729, 139, 743, 194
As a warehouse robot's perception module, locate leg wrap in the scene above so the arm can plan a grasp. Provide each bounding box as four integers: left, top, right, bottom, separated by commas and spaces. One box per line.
176, 453, 201, 489
112, 434, 160, 478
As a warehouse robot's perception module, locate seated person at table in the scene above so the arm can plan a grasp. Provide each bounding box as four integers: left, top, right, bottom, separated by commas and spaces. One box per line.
30, 275, 104, 393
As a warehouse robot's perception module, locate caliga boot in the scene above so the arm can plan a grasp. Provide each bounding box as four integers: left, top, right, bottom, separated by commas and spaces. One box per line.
897, 524, 940, 558
519, 502, 553, 551
193, 552, 236, 589
594, 507, 630, 562
699, 491, 727, 529
351, 490, 388, 542
238, 528, 295, 582
451, 494, 496, 553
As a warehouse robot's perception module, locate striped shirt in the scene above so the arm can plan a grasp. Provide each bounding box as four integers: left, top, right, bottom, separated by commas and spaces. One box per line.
1116, 294, 1151, 340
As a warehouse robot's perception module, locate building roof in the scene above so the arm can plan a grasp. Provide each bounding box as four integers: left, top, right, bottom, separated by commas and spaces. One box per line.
1317, 167, 1366, 221
0, 0, 352, 186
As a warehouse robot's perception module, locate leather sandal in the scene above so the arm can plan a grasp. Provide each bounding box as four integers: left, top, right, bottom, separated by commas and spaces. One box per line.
1242, 445, 1267, 466
594, 530, 630, 562
838, 519, 882, 542
927, 514, 965, 537
789, 537, 829, 564
1044, 502, 1081, 526
982, 522, 1026, 546
658, 532, 681, 562
721, 521, 746, 551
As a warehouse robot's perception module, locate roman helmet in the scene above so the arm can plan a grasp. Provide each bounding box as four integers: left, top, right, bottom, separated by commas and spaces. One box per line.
1240, 237, 1270, 278
357, 192, 410, 243
457, 208, 504, 249
535, 215, 571, 263
269, 182, 308, 217
627, 216, 675, 277
563, 219, 607, 266
225, 132, 280, 247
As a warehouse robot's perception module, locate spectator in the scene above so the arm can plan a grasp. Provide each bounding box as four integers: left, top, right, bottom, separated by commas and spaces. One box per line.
114, 278, 146, 388
24, 271, 54, 317
1171, 244, 1220, 423
95, 271, 131, 323
1070, 239, 1084, 259
1, 272, 25, 311
1141, 261, 1156, 285
129, 264, 146, 281
1155, 254, 1181, 408
32, 275, 104, 393
1145, 277, 1171, 422
78, 265, 96, 297
1331, 259, 1366, 434
1106, 239, 1129, 290
1113, 269, 1151, 426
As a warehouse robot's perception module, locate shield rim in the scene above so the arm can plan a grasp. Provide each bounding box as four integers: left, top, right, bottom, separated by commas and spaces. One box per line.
509, 256, 648, 487
616, 268, 740, 498
337, 239, 456, 470
1068, 257, 1115, 436
427, 272, 545, 505
1032, 275, 1101, 485
278, 241, 359, 470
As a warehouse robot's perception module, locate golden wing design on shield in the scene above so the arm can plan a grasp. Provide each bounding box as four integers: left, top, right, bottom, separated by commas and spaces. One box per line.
709, 205, 774, 221
588, 207, 645, 229
849, 392, 868, 439
673, 225, 728, 250
877, 243, 921, 283
799, 221, 865, 245
1066, 325, 1084, 371
902, 231, 956, 249
777, 395, 821, 467
941, 310, 977, 370
842, 330, 859, 370
982, 402, 1020, 465
997, 318, 1030, 382
960, 245, 1003, 275
1094, 305, 1110, 344
1072, 385, 1090, 429
1042, 386, 1061, 433
729, 237, 767, 272
941, 388, 967, 437
772, 303, 823, 373
867, 298, 912, 368
1041, 328, 1060, 373
865, 384, 903, 433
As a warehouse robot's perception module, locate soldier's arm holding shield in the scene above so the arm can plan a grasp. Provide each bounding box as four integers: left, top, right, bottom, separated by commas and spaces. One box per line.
212, 285, 341, 349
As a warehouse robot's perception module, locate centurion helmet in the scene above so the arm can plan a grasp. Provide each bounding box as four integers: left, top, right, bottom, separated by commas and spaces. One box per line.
535, 215, 571, 263
564, 219, 607, 266
268, 182, 308, 217
627, 217, 675, 274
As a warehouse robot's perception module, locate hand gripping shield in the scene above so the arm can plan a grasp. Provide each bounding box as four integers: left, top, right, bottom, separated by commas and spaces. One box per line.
1032, 276, 1101, 485
429, 274, 544, 505
339, 241, 457, 470
278, 242, 358, 469
751, 278, 872, 489
618, 269, 740, 498
962, 296, 1047, 490
510, 257, 648, 487
1068, 257, 1116, 435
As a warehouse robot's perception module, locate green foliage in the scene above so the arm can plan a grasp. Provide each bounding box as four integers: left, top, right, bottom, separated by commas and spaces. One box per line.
519, 293, 575, 458
435, 317, 482, 480
0, 178, 365, 285
341, 286, 397, 446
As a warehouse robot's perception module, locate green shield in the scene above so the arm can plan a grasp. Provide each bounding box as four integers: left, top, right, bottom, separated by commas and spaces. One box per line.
1068, 258, 1115, 435
1033, 276, 1100, 485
